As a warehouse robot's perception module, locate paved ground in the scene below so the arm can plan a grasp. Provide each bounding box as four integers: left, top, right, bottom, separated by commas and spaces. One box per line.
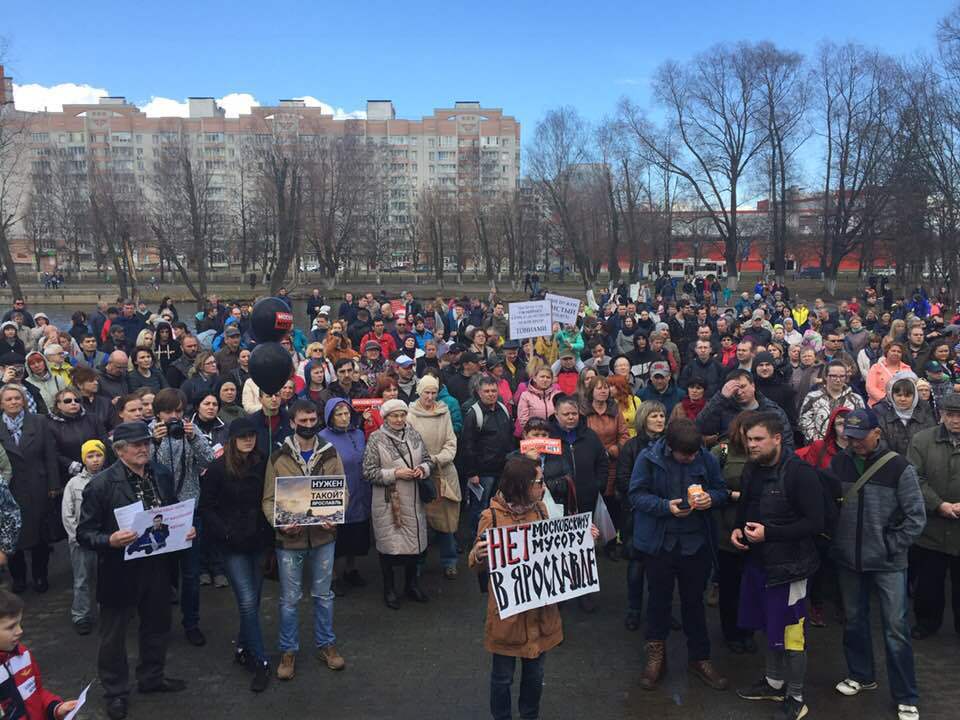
14, 543, 958, 720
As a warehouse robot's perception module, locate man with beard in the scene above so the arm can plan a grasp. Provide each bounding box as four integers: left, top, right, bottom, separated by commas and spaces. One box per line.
165, 335, 200, 389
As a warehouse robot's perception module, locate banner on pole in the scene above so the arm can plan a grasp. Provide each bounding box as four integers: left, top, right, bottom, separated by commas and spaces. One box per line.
508, 300, 552, 340
486, 512, 599, 618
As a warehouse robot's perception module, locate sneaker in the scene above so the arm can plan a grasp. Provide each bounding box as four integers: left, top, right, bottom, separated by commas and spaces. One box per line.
775, 697, 809, 720
737, 677, 786, 702
897, 704, 919, 720
834, 678, 878, 696
318, 644, 345, 671
184, 627, 206, 647
198, 573, 212, 586
250, 661, 270, 693
277, 652, 296, 680
213, 574, 229, 588
443, 566, 458, 580
234, 647, 254, 672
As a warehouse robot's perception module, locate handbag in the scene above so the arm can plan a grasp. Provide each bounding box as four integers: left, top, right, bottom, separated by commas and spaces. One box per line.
417, 475, 437, 504
40, 493, 68, 544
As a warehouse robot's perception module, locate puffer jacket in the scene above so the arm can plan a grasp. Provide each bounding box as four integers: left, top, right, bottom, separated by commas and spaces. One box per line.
469, 494, 563, 659
828, 441, 926, 572
908, 424, 960, 556
362, 423, 432, 556
874, 370, 937, 456
407, 399, 461, 534
0, 643, 64, 720
262, 435, 346, 549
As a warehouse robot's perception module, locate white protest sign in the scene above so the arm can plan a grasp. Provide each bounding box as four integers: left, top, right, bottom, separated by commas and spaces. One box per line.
124, 499, 195, 561
508, 299, 552, 340
113, 501, 143, 531
486, 512, 599, 619
545, 293, 580, 326
64, 682, 92, 720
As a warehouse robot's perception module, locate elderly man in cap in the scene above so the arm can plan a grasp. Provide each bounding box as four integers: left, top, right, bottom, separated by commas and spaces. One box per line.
829, 408, 925, 720
214, 325, 243, 374
358, 340, 387, 388
906, 392, 960, 641
77, 422, 194, 720
639, 361, 685, 416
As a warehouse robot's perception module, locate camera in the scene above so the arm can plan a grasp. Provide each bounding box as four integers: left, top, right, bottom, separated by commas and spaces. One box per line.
165, 418, 185, 440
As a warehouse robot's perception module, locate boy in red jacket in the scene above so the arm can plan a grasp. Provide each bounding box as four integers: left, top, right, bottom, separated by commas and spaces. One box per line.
0, 590, 78, 720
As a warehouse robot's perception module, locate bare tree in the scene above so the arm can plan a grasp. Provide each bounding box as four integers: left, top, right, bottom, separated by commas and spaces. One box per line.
0, 87, 27, 297
88, 164, 144, 298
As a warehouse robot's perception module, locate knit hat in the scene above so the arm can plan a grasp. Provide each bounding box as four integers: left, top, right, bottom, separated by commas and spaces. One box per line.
81, 439, 105, 459
416, 375, 439, 395
380, 399, 408, 418
754, 351, 775, 367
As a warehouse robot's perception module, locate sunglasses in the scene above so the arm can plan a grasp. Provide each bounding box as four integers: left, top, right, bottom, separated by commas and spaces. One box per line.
60, 397, 79, 404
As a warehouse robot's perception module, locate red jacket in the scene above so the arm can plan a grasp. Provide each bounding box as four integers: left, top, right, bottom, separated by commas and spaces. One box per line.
0, 643, 63, 720
795, 405, 851, 469
360, 331, 398, 359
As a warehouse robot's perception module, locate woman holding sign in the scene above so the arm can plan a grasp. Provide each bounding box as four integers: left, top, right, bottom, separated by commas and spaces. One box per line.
470, 457, 599, 720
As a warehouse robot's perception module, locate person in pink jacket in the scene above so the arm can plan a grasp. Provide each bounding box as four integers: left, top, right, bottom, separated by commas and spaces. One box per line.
515, 363, 560, 437
866, 340, 912, 407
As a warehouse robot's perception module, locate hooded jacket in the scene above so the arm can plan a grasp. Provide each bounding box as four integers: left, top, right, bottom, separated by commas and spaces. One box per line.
874, 370, 937, 456
796, 406, 851, 469
24, 351, 66, 410
0, 321, 26, 357
318, 398, 371, 524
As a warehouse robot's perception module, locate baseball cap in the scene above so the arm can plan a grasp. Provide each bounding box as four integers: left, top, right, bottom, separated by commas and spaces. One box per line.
559, 348, 576, 360
650, 361, 671, 378
461, 351, 481, 364
501, 340, 520, 350
395, 355, 415, 367
752, 308, 765, 320
224, 326, 241, 337
842, 408, 879, 439
925, 360, 944, 374
364, 340, 381, 352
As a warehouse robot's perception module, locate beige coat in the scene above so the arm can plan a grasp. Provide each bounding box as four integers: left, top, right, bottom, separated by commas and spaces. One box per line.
407, 399, 461, 533
362, 423, 432, 556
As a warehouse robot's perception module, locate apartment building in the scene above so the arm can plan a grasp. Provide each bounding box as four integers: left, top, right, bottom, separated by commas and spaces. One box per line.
0, 65, 521, 270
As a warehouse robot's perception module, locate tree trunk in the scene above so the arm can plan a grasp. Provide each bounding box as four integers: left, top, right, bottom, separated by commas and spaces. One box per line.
0, 227, 23, 299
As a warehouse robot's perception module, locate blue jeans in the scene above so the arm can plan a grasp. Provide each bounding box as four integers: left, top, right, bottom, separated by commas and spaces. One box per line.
222, 550, 266, 663
468, 475, 497, 544
417, 530, 459, 574
837, 567, 919, 705
490, 652, 546, 720
277, 543, 336, 652
177, 516, 201, 630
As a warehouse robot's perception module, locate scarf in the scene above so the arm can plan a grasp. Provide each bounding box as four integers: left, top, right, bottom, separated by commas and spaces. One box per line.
680, 397, 706, 418
504, 497, 540, 516
3, 410, 24, 445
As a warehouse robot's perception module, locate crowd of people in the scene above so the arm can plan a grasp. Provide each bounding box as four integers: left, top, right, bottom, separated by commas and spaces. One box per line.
0, 278, 958, 720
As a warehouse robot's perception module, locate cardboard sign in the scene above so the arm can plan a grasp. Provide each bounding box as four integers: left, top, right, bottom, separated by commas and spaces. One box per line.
351, 398, 384, 411
124, 499, 196, 561
486, 512, 599, 619
274, 476, 347, 527
508, 300, 552, 340
520, 438, 562, 455
545, 293, 580, 326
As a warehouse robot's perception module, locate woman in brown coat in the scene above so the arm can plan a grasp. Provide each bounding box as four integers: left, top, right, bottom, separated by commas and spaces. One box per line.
582, 375, 628, 559
470, 457, 600, 720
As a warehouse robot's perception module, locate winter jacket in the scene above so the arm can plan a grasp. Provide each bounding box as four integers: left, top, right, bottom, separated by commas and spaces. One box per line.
828, 442, 925, 573
408, 398, 461, 533
181, 372, 218, 410
515, 384, 559, 437
468, 495, 563, 659
165, 353, 196, 389
0, 482, 21, 554
437, 386, 463, 434
0, 643, 64, 720
126, 367, 169, 394
46, 409, 108, 486
798, 386, 865, 444
795, 406, 851, 469
696, 390, 795, 452
754, 373, 798, 427
0, 411, 60, 549
148, 419, 214, 502
583, 400, 628, 496
97, 368, 129, 400
262, 435, 346, 550
362, 423, 432, 556
678, 357, 725, 398
457, 399, 514, 480
318, 398, 371, 524
907, 424, 960, 556
874, 371, 937, 456
616, 432, 660, 549
628, 437, 726, 556
76, 459, 178, 606
199, 454, 273, 554
549, 418, 608, 513
24, 352, 66, 410
61, 468, 96, 543
360, 331, 398, 359
736, 452, 824, 586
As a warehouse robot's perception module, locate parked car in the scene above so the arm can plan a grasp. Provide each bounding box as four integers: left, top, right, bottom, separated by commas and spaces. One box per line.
796, 267, 823, 279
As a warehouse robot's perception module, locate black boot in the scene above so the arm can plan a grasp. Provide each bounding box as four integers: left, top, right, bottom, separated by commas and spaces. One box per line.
404, 558, 428, 603
380, 555, 399, 609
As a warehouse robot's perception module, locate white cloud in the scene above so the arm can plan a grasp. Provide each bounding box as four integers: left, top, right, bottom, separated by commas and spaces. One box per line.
12, 82, 108, 111
13, 82, 365, 120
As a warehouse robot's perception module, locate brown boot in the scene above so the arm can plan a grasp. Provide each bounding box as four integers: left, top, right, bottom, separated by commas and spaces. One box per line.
639, 641, 666, 690
318, 644, 345, 671
276, 652, 296, 681
689, 659, 728, 690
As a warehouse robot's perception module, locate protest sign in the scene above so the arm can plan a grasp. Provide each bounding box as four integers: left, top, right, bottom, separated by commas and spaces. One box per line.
274, 475, 347, 527
63, 682, 92, 720
391, 299, 406, 320
545, 293, 580, 326
351, 398, 384, 412
508, 300, 552, 340
486, 512, 599, 619
124, 499, 195, 561
519, 438, 562, 455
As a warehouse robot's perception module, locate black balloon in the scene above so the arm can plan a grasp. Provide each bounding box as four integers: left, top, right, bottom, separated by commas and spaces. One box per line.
251, 297, 294, 343
249, 341, 293, 395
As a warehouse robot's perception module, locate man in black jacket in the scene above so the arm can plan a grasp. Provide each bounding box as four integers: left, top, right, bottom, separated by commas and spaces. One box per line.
458, 375, 514, 541
165, 335, 200, 389
680, 339, 725, 398
549, 394, 608, 515
697, 370, 794, 452
77, 422, 194, 720
731, 412, 823, 720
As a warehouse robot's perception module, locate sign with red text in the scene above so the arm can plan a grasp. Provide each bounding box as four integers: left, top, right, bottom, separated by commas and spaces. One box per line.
391, 299, 406, 320
486, 512, 598, 618
519, 438, 562, 455
351, 398, 384, 412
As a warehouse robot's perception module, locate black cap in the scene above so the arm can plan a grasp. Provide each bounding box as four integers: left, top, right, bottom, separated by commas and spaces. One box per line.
112, 422, 152, 444
461, 351, 481, 364
448, 343, 466, 354
228, 417, 258, 439
0, 351, 25, 366
941, 393, 960, 413
843, 408, 880, 439
487, 355, 503, 369
501, 340, 520, 350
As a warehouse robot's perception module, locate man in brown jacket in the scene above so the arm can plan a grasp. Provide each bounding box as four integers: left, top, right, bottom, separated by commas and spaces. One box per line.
262, 399, 347, 681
